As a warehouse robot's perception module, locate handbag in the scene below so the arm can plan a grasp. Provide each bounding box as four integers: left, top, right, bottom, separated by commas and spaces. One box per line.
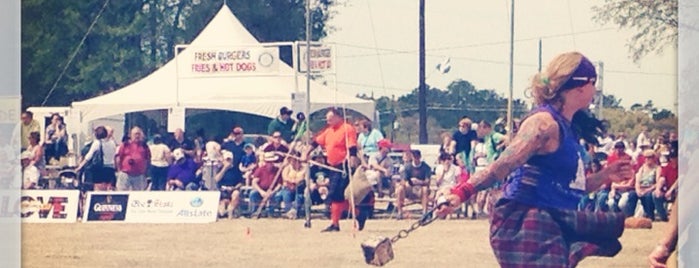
90, 141, 104, 169
345, 167, 373, 203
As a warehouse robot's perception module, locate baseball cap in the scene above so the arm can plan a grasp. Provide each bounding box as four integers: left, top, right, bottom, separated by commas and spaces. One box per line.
377, 139, 392, 149
173, 149, 185, 160
222, 150, 233, 160
280, 106, 293, 115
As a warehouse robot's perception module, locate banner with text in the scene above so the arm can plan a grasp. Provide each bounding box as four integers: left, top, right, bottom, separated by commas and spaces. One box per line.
297, 44, 334, 73
20, 190, 80, 223
84, 191, 219, 223
178, 47, 279, 78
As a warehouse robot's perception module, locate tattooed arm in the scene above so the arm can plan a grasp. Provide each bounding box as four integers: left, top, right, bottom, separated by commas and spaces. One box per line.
468, 112, 559, 191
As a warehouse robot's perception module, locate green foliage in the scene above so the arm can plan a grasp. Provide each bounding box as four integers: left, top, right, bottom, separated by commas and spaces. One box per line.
592, 0, 678, 62
22, 0, 336, 109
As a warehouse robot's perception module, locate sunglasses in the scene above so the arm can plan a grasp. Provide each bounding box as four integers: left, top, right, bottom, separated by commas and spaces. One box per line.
570, 76, 597, 86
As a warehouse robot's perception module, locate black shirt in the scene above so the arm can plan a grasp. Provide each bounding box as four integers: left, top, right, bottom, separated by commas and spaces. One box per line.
453, 130, 477, 155
168, 138, 195, 152
404, 161, 432, 186
218, 167, 243, 188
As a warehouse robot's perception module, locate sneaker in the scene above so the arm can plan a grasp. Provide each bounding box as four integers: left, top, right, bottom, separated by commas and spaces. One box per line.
285, 209, 297, 220
321, 225, 340, 232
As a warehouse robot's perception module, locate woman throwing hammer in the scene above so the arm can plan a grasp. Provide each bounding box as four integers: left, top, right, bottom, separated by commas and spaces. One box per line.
438, 52, 634, 267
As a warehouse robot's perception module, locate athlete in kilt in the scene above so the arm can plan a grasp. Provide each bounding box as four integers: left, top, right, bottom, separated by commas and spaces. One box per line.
438, 52, 635, 267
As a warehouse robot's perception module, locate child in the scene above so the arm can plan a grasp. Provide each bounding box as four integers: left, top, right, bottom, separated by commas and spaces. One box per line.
239, 144, 257, 186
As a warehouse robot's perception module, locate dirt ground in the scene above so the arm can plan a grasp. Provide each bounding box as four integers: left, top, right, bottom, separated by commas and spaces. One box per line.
21, 217, 666, 268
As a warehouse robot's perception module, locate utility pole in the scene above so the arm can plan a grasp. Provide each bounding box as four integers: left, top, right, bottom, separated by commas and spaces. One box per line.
418, 0, 427, 144
538, 39, 542, 73
506, 0, 515, 140
597, 61, 604, 119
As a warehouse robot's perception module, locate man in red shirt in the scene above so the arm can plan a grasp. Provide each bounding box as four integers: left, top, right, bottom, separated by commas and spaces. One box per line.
116, 127, 151, 191
307, 107, 369, 232
662, 142, 678, 202
248, 152, 281, 216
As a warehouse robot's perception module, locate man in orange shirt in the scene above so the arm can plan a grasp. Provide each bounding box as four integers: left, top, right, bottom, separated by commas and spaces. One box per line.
307, 108, 367, 232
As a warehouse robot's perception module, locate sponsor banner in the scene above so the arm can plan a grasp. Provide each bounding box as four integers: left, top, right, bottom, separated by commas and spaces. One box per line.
84, 191, 219, 223
298, 44, 334, 73
178, 47, 279, 77
83, 193, 129, 222
20, 190, 80, 223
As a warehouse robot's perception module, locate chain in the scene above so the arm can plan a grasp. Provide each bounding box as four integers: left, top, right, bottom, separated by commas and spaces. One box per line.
389, 200, 447, 244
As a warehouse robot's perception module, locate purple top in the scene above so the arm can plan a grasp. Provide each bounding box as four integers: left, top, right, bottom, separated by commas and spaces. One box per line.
167, 157, 198, 186
502, 104, 586, 210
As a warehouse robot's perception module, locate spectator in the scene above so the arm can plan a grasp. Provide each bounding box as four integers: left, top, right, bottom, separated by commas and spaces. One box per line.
365, 139, 395, 198
662, 142, 678, 202
148, 134, 172, 191
221, 126, 248, 188
166, 149, 199, 191
198, 140, 222, 191
636, 126, 652, 150
292, 112, 308, 144
261, 131, 290, 164
607, 141, 637, 217
452, 117, 477, 158
239, 144, 257, 186
635, 149, 667, 221
21, 151, 39, 189
214, 150, 244, 219
20, 111, 41, 151
44, 113, 68, 163
248, 152, 281, 216
356, 119, 384, 159
26, 132, 45, 174
439, 132, 456, 156
434, 153, 461, 199
116, 127, 151, 191
274, 155, 307, 219
76, 126, 117, 191
309, 152, 331, 203
168, 128, 195, 158
268, 106, 295, 143
476, 120, 508, 165
395, 150, 431, 218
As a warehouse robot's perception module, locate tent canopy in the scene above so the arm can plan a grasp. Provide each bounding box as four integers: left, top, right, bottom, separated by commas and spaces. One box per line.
71, 5, 374, 124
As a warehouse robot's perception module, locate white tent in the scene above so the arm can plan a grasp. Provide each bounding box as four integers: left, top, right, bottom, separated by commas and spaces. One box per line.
71, 5, 374, 127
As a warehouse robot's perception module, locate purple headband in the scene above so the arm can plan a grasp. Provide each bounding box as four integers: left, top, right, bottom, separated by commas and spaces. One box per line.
559, 56, 597, 91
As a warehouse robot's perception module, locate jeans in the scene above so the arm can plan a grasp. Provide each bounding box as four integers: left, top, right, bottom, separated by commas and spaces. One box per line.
149, 166, 169, 191
594, 189, 610, 212
274, 187, 297, 213
639, 192, 668, 220
249, 189, 274, 214
608, 191, 638, 217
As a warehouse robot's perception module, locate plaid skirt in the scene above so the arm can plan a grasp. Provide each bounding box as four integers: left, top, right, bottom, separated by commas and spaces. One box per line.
490, 199, 625, 268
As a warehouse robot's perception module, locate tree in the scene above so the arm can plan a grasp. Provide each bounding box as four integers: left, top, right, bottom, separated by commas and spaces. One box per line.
22, 0, 337, 109
592, 0, 678, 62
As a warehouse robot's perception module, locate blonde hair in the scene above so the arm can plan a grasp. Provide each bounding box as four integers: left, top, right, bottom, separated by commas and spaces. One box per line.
530, 52, 584, 106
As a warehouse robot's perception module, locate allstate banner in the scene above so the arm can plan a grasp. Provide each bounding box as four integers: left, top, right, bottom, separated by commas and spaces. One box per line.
178, 46, 279, 78
84, 191, 219, 223
20, 190, 80, 223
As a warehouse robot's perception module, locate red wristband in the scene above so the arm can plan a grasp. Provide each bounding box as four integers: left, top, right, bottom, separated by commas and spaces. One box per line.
450, 181, 475, 202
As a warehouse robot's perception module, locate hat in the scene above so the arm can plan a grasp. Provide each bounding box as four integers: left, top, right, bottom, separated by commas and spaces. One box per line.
173, 148, 185, 161
222, 150, 233, 160
377, 139, 392, 149
280, 106, 293, 115
20, 151, 32, 160
243, 143, 255, 150
263, 151, 279, 162
642, 149, 656, 158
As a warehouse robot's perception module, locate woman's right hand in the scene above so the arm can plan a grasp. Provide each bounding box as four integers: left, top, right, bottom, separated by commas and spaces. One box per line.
435, 194, 462, 218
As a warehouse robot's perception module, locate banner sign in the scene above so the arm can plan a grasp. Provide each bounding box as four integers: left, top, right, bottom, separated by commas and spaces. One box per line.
20, 190, 80, 223
84, 193, 129, 222
84, 191, 219, 223
178, 47, 279, 77
298, 44, 334, 73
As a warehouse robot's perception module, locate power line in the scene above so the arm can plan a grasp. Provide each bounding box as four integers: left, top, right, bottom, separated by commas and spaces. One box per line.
41, 0, 111, 106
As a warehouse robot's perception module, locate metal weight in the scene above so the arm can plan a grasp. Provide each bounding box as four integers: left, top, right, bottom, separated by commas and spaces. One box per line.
360, 197, 449, 266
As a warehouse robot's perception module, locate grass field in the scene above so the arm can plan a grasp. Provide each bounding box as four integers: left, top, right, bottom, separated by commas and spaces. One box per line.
22, 217, 667, 267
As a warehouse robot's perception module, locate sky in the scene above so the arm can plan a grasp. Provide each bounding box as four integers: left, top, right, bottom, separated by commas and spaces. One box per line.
323, 0, 678, 111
